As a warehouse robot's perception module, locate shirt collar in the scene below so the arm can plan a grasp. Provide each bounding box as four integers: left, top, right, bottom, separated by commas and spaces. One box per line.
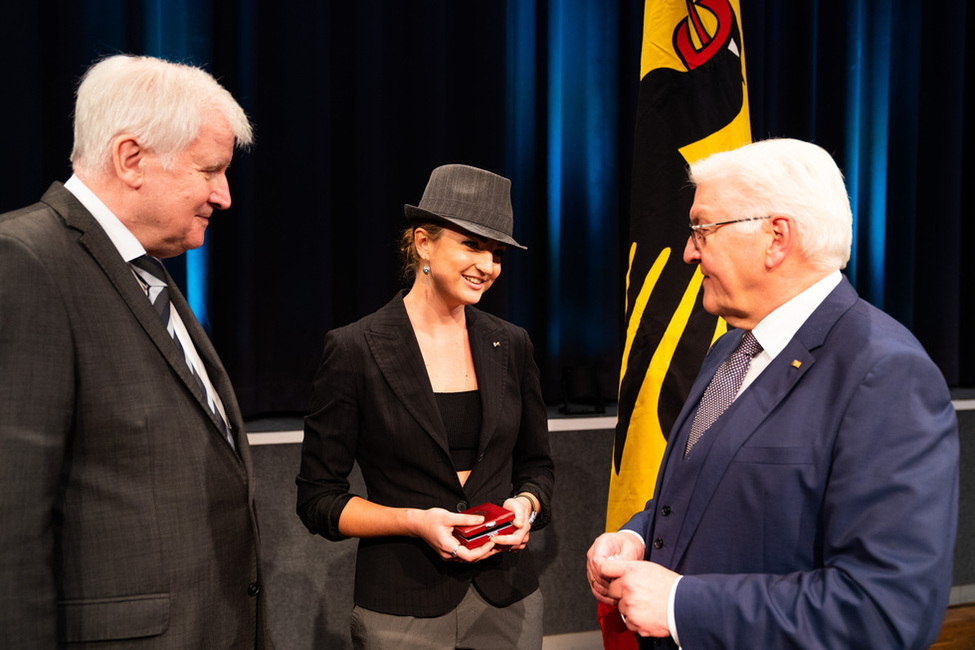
751, 270, 842, 361
64, 174, 148, 263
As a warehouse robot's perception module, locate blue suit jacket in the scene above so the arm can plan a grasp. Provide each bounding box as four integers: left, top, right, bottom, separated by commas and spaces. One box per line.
623, 277, 958, 649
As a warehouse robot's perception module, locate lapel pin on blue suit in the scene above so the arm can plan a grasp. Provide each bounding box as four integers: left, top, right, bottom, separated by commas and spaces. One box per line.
791, 360, 802, 369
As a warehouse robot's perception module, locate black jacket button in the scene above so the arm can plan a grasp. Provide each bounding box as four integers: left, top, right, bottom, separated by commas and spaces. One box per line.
653, 538, 664, 549
661, 505, 672, 516
248, 582, 261, 597
456, 501, 469, 512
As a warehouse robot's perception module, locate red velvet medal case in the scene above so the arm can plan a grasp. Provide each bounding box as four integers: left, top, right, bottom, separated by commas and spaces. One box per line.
452, 502, 516, 548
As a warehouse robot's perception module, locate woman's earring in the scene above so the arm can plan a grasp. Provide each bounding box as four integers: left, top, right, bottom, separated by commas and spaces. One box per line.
422, 263, 430, 285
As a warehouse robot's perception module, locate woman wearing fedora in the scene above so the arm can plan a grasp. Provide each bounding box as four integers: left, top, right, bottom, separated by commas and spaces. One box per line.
297, 164, 554, 649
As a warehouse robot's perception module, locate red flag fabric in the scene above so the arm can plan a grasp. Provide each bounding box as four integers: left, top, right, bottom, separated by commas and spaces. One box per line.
598, 601, 639, 650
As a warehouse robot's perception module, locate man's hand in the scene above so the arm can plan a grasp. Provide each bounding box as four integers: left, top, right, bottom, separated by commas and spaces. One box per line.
602, 559, 679, 639
586, 532, 644, 605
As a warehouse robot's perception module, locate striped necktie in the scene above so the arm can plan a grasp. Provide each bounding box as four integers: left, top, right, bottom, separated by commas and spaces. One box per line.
685, 331, 762, 456
130, 255, 235, 449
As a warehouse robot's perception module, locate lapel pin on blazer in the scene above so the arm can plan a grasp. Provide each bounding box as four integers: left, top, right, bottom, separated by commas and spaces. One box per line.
791, 360, 802, 369
493, 341, 501, 348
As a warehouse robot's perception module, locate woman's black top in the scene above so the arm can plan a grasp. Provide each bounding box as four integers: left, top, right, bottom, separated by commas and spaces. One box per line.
435, 390, 481, 471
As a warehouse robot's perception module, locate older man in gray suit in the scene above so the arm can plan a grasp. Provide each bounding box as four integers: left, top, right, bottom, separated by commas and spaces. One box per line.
0, 55, 272, 647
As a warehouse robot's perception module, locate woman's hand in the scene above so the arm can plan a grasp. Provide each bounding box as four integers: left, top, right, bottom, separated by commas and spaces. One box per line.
489, 495, 535, 552
406, 507, 500, 563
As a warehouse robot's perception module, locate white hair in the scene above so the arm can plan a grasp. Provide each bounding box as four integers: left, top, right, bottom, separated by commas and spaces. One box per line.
70, 54, 253, 177
689, 138, 853, 270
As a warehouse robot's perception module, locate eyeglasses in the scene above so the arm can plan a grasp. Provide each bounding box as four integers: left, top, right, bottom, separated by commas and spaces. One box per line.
688, 216, 771, 250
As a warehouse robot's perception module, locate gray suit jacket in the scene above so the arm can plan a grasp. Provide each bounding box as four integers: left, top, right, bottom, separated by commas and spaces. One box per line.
0, 183, 272, 647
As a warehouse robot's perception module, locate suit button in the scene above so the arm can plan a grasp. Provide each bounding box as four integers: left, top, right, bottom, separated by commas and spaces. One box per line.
653, 538, 664, 549
247, 582, 261, 597
476, 453, 485, 463
661, 505, 671, 516
456, 501, 469, 512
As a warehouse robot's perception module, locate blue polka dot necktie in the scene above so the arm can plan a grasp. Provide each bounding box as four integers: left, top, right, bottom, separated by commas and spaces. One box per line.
685, 331, 762, 456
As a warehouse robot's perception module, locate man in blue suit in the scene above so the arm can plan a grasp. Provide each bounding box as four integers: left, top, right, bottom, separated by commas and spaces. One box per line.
587, 138, 959, 649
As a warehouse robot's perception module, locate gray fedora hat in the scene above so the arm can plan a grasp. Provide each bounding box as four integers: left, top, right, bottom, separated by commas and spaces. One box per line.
405, 164, 526, 249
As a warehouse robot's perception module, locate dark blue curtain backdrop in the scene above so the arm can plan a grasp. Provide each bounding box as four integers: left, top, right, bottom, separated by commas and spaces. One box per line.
0, 1, 971, 416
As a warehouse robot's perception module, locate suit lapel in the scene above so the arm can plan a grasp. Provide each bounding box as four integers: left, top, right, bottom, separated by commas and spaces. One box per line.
362, 297, 514, 460
668, 332, 736, 454
636, 329, 732, 542
466, 307, 508, 454
165, 271, 246, 447
668, 279, 860, 566
46, 184, 242, 454
364, 295, 450, 454
641, 332, 739, 548
669, 344, 813, 564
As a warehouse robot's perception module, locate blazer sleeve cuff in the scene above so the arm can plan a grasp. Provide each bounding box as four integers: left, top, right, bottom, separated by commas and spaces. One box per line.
512, 482, 551, 529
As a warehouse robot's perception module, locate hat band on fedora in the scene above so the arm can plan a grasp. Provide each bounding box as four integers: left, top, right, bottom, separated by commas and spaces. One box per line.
404, 204, 526, 249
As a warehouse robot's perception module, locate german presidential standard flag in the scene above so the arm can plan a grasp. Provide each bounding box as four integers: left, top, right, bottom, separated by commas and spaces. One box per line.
600, 1, 751, 646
